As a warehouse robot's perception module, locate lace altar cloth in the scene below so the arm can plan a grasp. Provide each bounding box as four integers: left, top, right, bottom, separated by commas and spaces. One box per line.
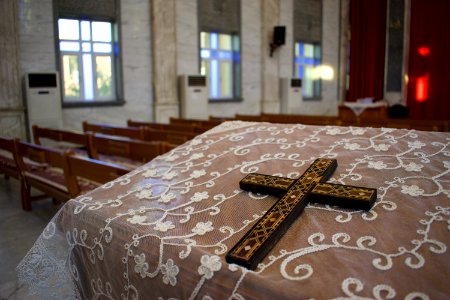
17, 121, 450, 299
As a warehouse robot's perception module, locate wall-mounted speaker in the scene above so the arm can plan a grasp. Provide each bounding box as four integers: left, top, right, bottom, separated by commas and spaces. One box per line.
273, 26, 286, 45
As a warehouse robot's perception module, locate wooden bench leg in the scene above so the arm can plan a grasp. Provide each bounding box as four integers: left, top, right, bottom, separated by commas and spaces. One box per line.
20, 180, 32, 211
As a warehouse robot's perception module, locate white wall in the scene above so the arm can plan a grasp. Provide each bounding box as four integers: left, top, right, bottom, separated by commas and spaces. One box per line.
18, 0, 153, 132
13, 0, 345, 134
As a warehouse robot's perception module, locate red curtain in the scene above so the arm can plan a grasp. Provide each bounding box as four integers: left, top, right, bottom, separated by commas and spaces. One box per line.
407, 0, 450, 120
348, 0, 387, 102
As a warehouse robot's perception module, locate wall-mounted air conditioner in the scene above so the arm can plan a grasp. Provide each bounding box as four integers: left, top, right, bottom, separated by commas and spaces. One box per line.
25, 72, 63, 141
179, 75, 208, 120
280, 77, 303, 114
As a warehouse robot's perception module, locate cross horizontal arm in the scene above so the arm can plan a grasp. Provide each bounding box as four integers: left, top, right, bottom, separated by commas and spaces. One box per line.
240, 173, 376, 210
226, 158, 337, 270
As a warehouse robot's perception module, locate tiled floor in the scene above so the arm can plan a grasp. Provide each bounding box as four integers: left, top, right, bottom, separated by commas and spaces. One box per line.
0, 177, 61, 300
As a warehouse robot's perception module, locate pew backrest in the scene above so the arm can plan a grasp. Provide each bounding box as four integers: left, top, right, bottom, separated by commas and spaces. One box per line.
63, 153, 130, 198
83, 121, 145, 140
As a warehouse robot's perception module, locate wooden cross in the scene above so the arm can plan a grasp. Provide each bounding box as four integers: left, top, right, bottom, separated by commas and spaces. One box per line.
225, 158, 376, 270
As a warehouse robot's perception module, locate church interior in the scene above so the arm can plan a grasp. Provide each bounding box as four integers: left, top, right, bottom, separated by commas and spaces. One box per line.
0, 0, 449, 299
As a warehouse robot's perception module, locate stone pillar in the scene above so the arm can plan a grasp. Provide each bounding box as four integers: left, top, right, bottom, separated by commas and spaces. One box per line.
279, 0, 294, 79
0, 0, 25, 138
260, 0, 281, 113
175, 0, 198, 76
151, 0, 179, 123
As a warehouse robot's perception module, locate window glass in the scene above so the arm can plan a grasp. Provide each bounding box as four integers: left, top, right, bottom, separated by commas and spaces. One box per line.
60, 41, 80, 52
200, 31, 240, 100
58, 19, 79, 40
294, 42, 321, 98
92, 22, 111, 42
58, 18, 117, 103
62, 55, 80, 97
96, 56, 113, 97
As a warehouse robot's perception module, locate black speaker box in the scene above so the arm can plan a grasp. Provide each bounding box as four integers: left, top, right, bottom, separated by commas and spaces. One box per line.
273, 26, 286, 45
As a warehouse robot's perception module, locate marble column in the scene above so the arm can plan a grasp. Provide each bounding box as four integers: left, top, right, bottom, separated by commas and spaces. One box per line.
176, 0, 198, 76
260, 0, 281, 113
279, 0, 294, 79
151, 0, 179, 123
0, 0, 25, 138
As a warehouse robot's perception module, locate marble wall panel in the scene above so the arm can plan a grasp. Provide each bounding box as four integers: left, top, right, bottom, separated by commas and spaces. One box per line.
279, 0, 294, 79
0, 0, 21, 109
0, 112, 25, 138
1, 0, 25, 138
18, 0, 56, 73
176, 0, 198, 76
152, 0, 179, 123
261, 0, 280, 113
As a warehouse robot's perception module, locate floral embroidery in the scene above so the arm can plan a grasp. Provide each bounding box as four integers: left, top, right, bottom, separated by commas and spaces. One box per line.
154, 221, 175, 232
159, 193, 177, 203
344, 143, 361, 150
192, 221, 213, 235
136, 189, 153, 200
190, 153, 204, 160
404, 162, 423, 172
191, 139, 203, 146
165, 154, 179, 162
162, 171, 178, 180
134, 254, 149, 278
127, 215, 147, 225
326, 128, 341, 135
198, 255, 222, 279
160, 259, 179, 286
142, 169, 158, 178
191, 192, 209, 202
191, 169, 206, 178
373, 143, 390, 151
351, 128, 365, 135
368, 161, 387, 170
408, 141, 426, 149
401, 185, 425, 196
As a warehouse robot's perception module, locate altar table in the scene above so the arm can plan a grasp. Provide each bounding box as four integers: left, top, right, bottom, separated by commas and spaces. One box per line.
17, 121, 450, 299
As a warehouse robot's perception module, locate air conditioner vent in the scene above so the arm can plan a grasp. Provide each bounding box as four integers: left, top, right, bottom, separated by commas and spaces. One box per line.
291, 78, 302, 88
188, 76, 206, 87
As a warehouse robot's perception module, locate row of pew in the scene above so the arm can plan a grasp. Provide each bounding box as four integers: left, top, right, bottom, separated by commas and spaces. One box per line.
3, 111, 447, 211
232, 108, 449, 132
0, 122, 185, 211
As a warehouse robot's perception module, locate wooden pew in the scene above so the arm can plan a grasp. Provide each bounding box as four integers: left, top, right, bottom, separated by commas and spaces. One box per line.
261, 113, 341, 126
169, 117, 221, 129
0, 137, 20, 180
143, 128, 198, 145
13, 140, 72, 210
32, 125, 91, 156
87, 133, 167, 169
235, 114, 262, 122
83, 121, 145, 140
127, 119, 200, 133
63, 153, 130, 198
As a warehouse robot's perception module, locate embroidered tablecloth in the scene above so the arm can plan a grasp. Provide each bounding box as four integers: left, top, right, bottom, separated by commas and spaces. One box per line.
17, 121, 450, 299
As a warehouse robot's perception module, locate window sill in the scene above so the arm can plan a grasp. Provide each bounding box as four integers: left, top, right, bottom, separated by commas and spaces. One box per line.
62, 99, 126, 109
303, 97, 322, 101
209, 97, 243, 103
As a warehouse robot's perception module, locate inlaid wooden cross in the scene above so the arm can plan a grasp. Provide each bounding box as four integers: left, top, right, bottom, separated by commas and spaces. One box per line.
225, 158, 376, 270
